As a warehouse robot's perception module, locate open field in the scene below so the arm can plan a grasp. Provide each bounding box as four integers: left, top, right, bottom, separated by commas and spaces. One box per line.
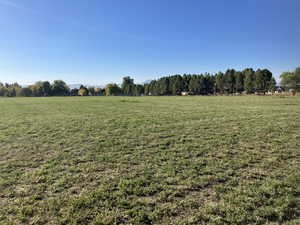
0, 96, 299, 225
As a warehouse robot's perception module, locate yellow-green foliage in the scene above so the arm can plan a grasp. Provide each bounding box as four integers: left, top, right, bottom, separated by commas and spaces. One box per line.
78, 88, 89, 96
105, 83, 121, 96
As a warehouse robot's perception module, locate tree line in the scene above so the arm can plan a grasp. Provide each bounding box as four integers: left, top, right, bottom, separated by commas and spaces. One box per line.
0, 80, 70, 97
141, 68, 277, 96
280, 67, 300, 91
0, 67, 299, 97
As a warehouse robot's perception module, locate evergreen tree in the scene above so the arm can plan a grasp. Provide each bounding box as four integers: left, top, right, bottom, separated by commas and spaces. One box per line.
171, 75, 184, 95
122, 76, 135, 96
244, 68, 255, 93
224, 69, 236, 94
215, 72, 225, 94
235, 71, 244, 93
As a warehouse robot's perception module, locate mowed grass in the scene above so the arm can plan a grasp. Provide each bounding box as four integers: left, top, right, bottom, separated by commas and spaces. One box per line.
0, 96, 299, 225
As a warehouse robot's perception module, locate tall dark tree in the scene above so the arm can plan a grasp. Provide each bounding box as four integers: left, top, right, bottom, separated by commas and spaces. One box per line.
134, 84, 144, 96
188, 75, 201, 94
88, 87, 96, 96
41, 81, 52, 96
171, 75, 184, 95
244, 68, 255, 94
223, 69, 236, 94
255, 69, 272, 93
199, 75, 207, 95
215, 72, 225, 94
261, 69, 273, 93
235, 71, 244, 93
203, 74, 215, 95
122, 76, 135, 96
182, 74, 192, 91
158, 77, 170, 95
144, 83, 150, 95
51, 80, 70, 96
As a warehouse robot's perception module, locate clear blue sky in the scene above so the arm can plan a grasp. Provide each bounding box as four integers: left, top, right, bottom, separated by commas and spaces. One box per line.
0, 0, 299, 85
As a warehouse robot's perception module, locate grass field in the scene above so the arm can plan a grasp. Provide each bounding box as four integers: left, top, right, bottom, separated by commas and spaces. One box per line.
0, 96, 299, 225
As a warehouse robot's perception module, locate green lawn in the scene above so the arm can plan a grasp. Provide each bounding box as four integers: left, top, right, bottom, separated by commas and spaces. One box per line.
0, 96, 299, 225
